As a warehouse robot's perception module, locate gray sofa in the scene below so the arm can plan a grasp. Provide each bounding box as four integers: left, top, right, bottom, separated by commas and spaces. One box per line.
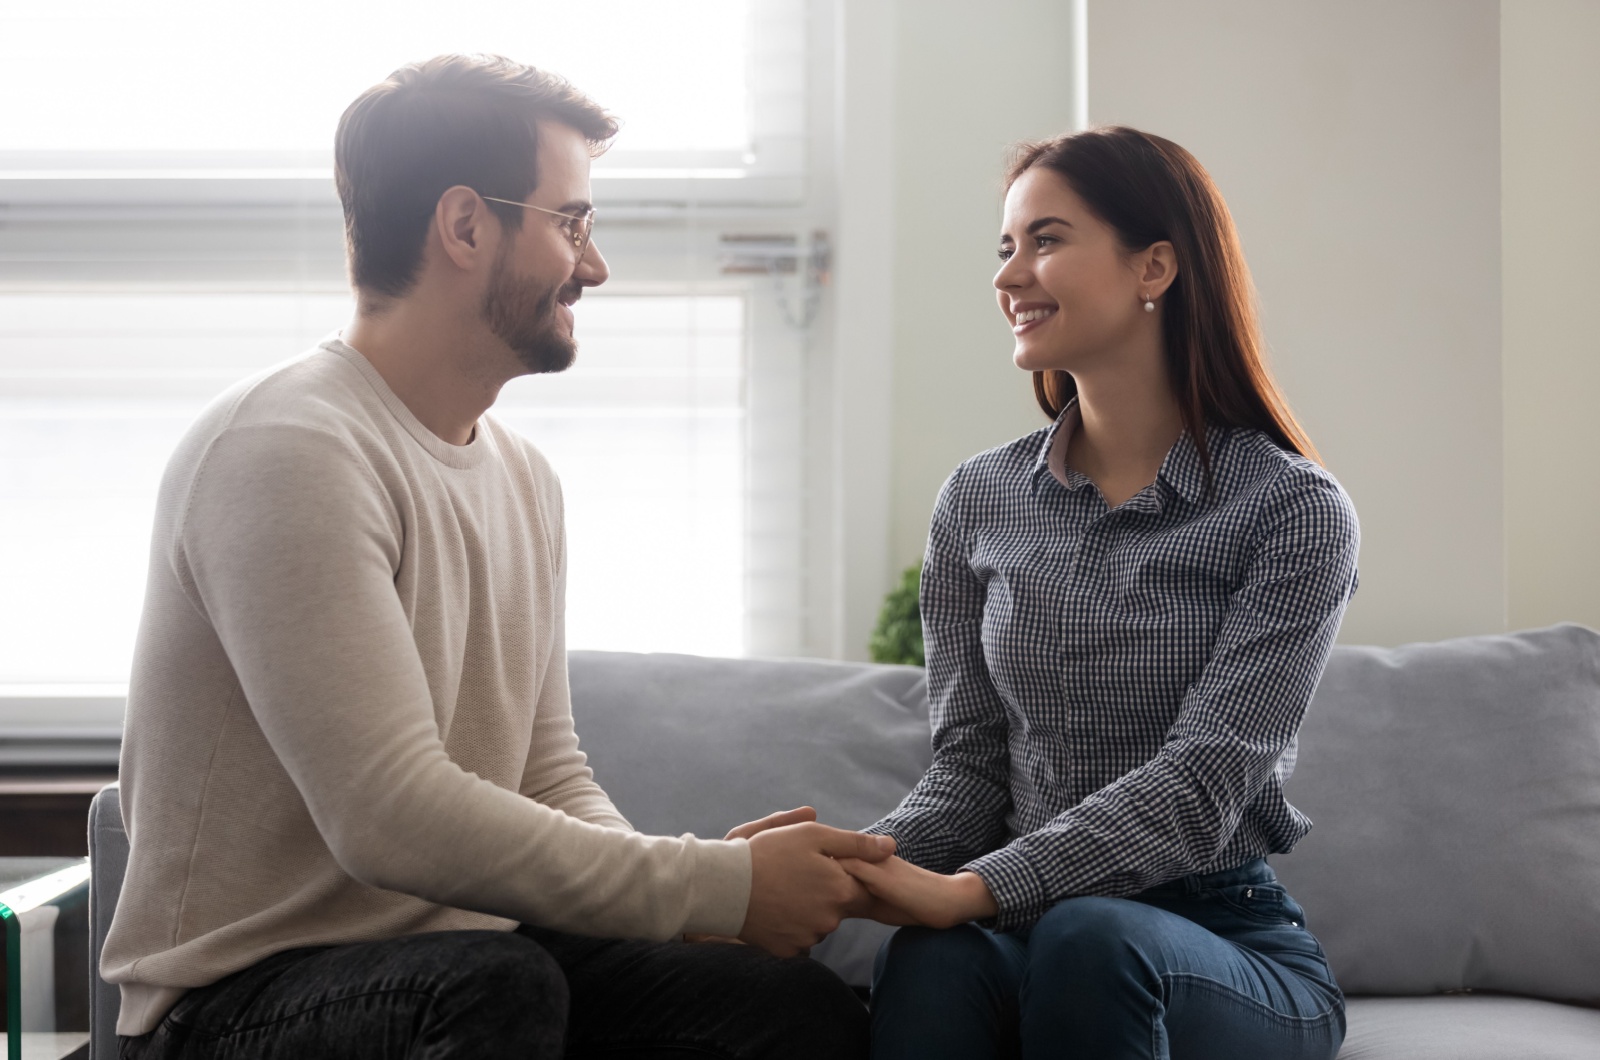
88, 623, 1600, 1058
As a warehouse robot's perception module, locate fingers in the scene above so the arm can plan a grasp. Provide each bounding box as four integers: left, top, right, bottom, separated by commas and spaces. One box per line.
835, 856, 884, 883
724, 806, 818, 841
810, 826, 896, 862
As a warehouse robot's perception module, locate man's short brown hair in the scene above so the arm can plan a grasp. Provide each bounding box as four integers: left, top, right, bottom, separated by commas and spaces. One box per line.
335, 54, 618, 298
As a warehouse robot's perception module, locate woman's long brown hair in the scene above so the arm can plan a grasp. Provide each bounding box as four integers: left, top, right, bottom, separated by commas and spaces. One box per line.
1009, 127, 1319, 479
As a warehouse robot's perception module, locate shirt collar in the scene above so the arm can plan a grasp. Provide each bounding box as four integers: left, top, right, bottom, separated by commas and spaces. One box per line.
1031, 396, 1220, 507
1155, 425, 1213, 507
1030, 401, 1080, 494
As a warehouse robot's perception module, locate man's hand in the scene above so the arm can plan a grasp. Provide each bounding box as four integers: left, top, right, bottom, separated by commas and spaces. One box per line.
836, 856, 998, 930
724, 806, 819, 841
738, 823, 896, 957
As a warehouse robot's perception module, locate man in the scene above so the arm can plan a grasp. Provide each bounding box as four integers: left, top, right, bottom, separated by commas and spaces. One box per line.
103, 54, 892, 1059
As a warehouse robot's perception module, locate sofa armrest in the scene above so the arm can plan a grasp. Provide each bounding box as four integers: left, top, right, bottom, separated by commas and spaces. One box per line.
88, 784, 124, 1060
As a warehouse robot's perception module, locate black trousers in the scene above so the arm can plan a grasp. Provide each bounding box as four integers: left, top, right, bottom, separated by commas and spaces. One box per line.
119, 924, 869, 1059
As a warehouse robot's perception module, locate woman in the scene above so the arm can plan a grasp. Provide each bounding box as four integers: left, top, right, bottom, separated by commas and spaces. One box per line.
840, 126, 1358, 1059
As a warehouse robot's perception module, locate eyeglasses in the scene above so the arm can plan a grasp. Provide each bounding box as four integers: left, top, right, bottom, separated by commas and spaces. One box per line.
481, 196, 596, 259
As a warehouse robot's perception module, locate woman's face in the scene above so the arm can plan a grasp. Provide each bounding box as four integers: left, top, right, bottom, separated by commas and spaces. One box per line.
994, 166, 1151, 374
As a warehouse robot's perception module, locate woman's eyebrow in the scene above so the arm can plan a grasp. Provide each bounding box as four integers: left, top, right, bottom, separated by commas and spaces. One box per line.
1026, 216, 1072, 235
1001, 215, 1075, 243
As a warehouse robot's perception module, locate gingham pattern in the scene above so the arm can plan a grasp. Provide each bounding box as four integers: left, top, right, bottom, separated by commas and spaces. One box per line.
866, 402, 1360, 930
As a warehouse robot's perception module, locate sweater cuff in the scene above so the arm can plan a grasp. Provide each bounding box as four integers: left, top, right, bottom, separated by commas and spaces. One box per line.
963, 845, 1050, 932
679, 837, 752, 938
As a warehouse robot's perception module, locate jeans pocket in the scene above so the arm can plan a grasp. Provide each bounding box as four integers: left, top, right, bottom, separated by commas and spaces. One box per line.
1213, 882, 1293, 925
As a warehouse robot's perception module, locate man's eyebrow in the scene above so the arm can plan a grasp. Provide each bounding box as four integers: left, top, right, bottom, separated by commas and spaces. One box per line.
559, 199, 594, 215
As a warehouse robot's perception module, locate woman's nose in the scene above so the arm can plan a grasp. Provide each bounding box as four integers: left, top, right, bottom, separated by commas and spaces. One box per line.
994, 254, 1026, 291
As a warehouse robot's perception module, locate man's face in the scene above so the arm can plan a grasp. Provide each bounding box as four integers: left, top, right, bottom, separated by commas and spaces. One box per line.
481, 120, 608, 375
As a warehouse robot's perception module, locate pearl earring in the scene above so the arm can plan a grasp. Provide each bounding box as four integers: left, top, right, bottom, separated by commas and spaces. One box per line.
1143, 294, 1156, 313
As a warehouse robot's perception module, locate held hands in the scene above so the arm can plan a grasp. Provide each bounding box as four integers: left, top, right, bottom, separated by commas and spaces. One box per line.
728, 806, 898, 957
835, 856, 999, 930
719, 807, 999, 956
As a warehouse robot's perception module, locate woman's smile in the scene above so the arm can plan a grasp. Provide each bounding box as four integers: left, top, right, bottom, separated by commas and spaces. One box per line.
1011, 304, 1058, 335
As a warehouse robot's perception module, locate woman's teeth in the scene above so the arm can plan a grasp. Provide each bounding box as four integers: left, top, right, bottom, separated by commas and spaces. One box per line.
1015, 308, 1056, 325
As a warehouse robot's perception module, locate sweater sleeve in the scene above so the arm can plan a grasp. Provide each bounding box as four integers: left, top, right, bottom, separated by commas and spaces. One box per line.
518, 491, 633, 831
174, 423, 748, 938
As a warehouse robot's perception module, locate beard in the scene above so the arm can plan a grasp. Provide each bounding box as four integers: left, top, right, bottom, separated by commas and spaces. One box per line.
480, 240, 581, 375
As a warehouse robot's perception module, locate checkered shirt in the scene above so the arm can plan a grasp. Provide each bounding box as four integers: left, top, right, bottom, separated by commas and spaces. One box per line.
866, 403, 1361, 930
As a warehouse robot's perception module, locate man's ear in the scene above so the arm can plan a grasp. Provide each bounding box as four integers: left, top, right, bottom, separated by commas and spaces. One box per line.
434, 185, 494, 272
1141, 240, 1179, 300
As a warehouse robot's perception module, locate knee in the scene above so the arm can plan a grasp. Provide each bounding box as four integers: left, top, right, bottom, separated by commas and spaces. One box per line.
1027, 897, 1162, 986
874, 924, 1019, 1004
426, 931, 569, 1034
878, 924, 986, 980
765, 958, 869, 1060
432, 931, 564, 990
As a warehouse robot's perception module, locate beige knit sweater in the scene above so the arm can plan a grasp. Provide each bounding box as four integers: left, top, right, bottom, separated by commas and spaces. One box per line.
102, 340, 752, 1036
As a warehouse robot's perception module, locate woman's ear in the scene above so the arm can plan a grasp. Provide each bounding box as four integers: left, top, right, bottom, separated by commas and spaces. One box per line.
1141, 241, 1179, 300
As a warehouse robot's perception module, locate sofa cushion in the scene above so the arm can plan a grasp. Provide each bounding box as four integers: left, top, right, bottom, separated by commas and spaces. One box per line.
1338, 996, 1600, 1060
568, 650, 932, 985
1273, 624, 1600, 1002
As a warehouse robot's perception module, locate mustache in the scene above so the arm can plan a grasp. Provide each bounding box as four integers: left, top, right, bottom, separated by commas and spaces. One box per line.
555, 282, 584, 308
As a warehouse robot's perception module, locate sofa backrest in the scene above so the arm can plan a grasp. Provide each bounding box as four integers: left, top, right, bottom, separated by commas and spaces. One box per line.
89, 624, 1600, 1015
568, 629, 1600, 1002
1274, 623, 1600, 1002
566, 650, 932, 984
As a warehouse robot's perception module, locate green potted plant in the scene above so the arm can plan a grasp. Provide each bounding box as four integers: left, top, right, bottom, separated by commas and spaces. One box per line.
869, 564, 925, 666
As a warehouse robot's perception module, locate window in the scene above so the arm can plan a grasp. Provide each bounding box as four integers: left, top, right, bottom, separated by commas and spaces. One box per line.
0, 288, 752, 687
0, 0, 805, 204
0, 0, 823, 724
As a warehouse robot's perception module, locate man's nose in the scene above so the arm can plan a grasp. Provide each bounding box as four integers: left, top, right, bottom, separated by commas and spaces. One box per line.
576, 240, 610, 287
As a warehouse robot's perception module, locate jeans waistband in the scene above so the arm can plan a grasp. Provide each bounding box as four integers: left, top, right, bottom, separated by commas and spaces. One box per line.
1138, 858, 1275, 899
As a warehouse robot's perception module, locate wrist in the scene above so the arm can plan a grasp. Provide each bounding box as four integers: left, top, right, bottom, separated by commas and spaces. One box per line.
952, 870, 999, 921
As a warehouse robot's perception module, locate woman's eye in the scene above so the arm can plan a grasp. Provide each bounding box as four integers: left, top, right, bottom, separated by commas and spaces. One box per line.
1034, 235, 1058, 249
996, 246, 1014, 261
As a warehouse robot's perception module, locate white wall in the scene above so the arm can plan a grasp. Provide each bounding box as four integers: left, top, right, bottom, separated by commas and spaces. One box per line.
831, 0, 1082, 658
849, 0, 1598, 655
1088, 0, 1506, 645
828, 0, 901, 660
885, 0, 1083, 579
1502, 0, 1600, 633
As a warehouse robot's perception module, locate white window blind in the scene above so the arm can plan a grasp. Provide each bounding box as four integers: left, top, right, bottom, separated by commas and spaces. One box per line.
0, 290, 750, 688
0, 0, 807, 206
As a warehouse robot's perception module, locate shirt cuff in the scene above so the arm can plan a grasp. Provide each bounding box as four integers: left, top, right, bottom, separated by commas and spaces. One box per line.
963, 845, 1051, 931
862, 815, 953, 871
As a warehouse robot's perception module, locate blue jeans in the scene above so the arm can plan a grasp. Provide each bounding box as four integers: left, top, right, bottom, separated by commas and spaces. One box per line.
119, 924, 868, 1058
870, 859, 1344, 1060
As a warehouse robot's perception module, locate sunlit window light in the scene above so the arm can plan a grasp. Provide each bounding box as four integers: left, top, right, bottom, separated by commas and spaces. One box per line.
0, 0, 749, 157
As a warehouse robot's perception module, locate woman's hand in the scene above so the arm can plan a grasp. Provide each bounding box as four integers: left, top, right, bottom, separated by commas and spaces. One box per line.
836, 856, 999, 929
